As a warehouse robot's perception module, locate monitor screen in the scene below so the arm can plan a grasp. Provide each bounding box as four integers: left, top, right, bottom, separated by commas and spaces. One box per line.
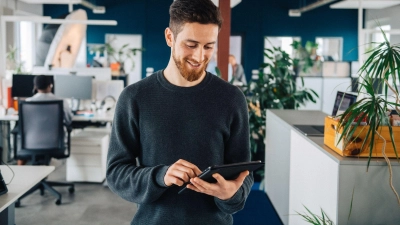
331, 91, 358, 116
12, 74, 54, 98
54, 75, 93, 99
94, 80, 124, 101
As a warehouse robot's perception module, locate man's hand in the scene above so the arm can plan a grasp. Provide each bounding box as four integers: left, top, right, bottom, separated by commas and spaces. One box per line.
186, 170, 249, 200
164, 159, 202, 187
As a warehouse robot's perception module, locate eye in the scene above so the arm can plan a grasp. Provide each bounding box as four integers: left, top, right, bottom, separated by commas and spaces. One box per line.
204, 46, 213, 50
187, 45, 196, 49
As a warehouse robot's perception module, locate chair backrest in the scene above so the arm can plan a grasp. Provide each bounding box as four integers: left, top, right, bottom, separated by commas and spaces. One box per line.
18, 100, 65, 155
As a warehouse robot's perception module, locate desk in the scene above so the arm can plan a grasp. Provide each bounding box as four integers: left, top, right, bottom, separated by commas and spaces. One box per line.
265, 110, 400, 225
0, 165, 55, 225
0, 111, 113, 162
0, 111, 114, 123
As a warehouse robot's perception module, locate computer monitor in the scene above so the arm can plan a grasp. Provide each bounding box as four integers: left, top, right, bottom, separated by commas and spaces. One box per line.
331, 91, 358, 116
53, 75, 93, 100
12, 74, 54, 98
93, 80, 124, 101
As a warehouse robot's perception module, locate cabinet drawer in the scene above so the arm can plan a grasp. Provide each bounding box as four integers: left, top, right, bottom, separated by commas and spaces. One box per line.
71, 132, 109, 145
66, 166, 105, 182
67, 154, 103, 166
71, 145, 102, 154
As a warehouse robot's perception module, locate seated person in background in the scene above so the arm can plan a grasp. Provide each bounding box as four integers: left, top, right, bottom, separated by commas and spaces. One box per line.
27, 75, 73, 125
229, 54, 247, 85
16, 75, 73, 165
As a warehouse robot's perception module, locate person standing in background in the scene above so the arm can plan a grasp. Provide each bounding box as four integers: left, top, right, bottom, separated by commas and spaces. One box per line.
229, 54, 247, 85
206, 49, 232, 79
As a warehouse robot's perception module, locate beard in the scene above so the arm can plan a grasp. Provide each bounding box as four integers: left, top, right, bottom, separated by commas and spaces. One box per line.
172, 48, 209, 82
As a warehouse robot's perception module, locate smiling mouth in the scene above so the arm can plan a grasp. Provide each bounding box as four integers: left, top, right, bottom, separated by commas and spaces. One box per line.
187, 61, 201, 68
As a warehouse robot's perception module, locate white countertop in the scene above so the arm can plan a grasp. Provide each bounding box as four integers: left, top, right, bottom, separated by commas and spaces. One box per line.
267, 109, 399, 166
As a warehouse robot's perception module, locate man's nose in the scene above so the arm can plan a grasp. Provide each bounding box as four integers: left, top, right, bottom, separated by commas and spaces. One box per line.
192, 47, 204, 62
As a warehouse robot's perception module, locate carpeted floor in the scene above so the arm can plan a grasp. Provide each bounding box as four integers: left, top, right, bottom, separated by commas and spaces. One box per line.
233, 189, 283, 225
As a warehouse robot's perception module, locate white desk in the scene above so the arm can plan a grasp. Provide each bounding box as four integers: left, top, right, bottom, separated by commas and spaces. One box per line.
72, 112, 114, 123
0, 165, 55, 225
0, 111, 114, 162
0, 111, 114, 123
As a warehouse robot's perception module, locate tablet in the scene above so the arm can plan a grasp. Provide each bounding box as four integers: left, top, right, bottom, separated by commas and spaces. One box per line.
178, 161, 264, 194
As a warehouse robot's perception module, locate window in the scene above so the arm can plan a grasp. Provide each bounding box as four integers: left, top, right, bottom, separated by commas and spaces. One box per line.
315, 37, 343, 61
264, 36, 301, 73
18, 21, 35, 72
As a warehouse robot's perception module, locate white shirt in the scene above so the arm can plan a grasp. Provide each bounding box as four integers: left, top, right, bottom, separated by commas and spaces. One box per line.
26, 93, 73, 125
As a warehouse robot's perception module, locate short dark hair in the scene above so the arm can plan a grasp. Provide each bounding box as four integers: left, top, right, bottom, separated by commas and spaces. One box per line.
33, 75, 52, 90
169, 0, 223, 38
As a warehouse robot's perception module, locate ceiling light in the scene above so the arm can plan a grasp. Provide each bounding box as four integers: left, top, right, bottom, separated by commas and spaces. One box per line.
289, 0, 336, 17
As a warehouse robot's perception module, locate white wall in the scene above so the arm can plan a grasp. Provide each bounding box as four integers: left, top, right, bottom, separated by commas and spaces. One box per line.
0, 0, 43, 77
365, 5, 400, 44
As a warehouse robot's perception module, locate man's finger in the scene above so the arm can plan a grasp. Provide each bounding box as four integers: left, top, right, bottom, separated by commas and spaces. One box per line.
175, 166, 198, 178
170, 170, 190, 182
186, 183, 201, 192
234, 171, 249, 183
176, 160, 202, 175
212, 173, 226, 183
191, 177, 209, 191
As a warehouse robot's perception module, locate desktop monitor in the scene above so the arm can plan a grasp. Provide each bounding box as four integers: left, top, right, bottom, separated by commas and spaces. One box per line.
12, 74, 54, 98
331, 91, 358, 116
53, 75, 93, 100
94, 80, 124, 101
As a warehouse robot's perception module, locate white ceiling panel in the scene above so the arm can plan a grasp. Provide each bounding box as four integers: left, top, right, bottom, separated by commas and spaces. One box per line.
18, 0, 82, 4
330, 0, 400, 9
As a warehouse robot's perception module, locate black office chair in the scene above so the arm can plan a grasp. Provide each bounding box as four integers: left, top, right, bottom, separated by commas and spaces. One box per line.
13, 100, 75, 206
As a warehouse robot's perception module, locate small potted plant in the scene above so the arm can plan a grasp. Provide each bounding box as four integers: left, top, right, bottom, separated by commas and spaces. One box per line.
335, 28, 400, 204
89, 36, 144, 75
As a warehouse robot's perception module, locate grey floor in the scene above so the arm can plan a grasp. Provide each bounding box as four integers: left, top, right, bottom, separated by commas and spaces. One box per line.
14, 160, 137, 225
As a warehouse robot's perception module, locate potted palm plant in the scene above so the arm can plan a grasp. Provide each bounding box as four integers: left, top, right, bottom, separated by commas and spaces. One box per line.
335, 29, 400, 204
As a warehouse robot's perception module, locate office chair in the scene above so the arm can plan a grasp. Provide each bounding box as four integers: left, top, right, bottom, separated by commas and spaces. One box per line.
13, 100, 75, 206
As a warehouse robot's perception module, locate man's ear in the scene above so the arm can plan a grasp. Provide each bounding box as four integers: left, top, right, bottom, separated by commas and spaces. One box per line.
165, 27, 174, 47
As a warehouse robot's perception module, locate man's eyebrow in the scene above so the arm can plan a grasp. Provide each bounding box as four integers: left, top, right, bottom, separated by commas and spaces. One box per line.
185, 39, 216, 45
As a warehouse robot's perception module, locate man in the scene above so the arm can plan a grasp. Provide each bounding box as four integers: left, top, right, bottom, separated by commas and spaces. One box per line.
229, 54, 247, 85
16, 75, 73, 165
206, 49, 233, 79
27, 75, 73, 125
106, 0, 253, 224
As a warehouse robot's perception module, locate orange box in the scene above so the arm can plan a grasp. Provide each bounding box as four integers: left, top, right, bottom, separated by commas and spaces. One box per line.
324, 116, 400, 158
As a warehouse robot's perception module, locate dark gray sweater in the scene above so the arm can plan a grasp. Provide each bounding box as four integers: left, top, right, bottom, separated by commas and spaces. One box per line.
106, 71, 253, 225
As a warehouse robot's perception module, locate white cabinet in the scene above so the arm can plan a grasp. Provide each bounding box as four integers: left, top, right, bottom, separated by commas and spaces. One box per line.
296, 77, 323, 111
67, 130, 109, 182
265, 110, 400, 225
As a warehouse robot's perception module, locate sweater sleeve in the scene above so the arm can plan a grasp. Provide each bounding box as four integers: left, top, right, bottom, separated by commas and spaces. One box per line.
214, 89, 254, 214
106, 88, 169, 204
